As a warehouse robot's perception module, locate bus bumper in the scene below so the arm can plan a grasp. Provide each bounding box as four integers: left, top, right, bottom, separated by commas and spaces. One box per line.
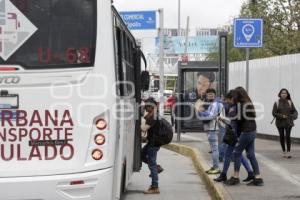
0, 168, 114, 200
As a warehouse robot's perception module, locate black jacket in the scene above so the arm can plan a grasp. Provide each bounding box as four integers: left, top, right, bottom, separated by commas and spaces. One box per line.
237, 103, 257, 133
272, 99, 298, 128
145, 113, 160, 147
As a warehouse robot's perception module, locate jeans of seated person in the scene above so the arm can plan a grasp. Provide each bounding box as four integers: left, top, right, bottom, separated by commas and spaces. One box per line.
218, 126, 227, 160
208, 131, 219, 169
222, 144, 253, 175
141, 144, 160, 187
234, 131, 260, 175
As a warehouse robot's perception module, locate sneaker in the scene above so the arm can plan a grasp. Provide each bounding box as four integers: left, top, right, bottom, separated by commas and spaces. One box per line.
224, 177, 240, 185
247, 178, 264, 186
243, 173, 255, 182
206, 168, 221, 175
143, 186, 160, 194
287, 152, 292, 159
205, 167, 215, 173
157, 165, 164, 173
214, 174, 227, 182
283, 151, 287, 158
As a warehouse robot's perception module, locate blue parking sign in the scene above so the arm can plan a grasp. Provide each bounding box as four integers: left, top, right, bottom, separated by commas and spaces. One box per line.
234, 18, 263, 48
119, 11, 156, 30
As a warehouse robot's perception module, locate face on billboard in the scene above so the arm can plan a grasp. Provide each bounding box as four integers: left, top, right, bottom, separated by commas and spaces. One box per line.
196, 75, 211, 97
183, 71, 218, 100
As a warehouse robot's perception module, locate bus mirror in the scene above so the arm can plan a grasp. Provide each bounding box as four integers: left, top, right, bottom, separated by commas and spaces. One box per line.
141, 71, 150, 91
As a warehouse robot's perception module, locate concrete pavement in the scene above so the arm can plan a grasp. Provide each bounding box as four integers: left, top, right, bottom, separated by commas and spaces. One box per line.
123, 148, 211, 200
177, 132, 300, 200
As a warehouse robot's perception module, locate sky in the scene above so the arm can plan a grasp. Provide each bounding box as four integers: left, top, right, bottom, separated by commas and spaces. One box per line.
114, 0, 247, 29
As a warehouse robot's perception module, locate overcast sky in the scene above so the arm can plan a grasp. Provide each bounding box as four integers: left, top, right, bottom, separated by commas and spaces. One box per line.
114, 0, 247, 29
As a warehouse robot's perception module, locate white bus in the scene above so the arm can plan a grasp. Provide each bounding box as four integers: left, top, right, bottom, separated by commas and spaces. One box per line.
0, 0, 147, 199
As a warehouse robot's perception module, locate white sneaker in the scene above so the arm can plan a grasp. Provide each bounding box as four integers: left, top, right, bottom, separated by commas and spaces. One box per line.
287, 152, 292, 158
283, 151, 287, 158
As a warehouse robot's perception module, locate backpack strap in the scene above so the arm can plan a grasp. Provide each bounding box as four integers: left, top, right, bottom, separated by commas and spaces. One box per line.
276, 100, 292, 108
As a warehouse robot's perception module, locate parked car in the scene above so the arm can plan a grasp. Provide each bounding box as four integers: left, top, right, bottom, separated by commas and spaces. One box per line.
164, 93, 176, 113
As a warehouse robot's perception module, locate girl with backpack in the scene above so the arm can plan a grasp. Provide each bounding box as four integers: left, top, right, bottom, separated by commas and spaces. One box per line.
272, 88, 298, 158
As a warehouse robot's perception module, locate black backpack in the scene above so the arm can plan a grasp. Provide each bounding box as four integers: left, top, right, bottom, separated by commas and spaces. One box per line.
155, 117, 173, 146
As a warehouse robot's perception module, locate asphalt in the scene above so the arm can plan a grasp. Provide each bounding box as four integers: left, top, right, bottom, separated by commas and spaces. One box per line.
123, 148, 211, 200
177, 132, 300, 200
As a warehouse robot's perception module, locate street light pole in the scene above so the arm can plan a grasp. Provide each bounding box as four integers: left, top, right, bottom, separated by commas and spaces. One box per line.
178, 0, 181, 36
158, 9, 165, 117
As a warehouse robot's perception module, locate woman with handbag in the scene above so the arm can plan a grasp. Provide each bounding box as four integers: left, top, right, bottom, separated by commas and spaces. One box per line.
214, 90, 254, 182
272, 88, 298, 158
225, 87, 264, 186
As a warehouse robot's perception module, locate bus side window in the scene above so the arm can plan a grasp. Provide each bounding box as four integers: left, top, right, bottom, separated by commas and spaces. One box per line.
115, 27, 125, 97
125, 38, 134, 96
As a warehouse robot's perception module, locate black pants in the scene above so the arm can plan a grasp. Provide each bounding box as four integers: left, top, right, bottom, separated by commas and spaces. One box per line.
277, 127, 292, 152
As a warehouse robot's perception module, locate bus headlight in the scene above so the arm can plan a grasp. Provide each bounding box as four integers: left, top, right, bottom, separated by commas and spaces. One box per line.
94, 134, 105, 145
92, 149, 103, 160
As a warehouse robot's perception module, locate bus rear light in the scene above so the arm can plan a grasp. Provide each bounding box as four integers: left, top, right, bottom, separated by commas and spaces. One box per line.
92, 149, 103, 160
96, 119, 107, 130
94, 134, 105, 145
70, 180, 85, 185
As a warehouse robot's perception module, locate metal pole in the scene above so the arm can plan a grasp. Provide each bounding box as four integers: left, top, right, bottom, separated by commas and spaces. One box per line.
246, 48, 250, 92
178, 0, 181, 36
158, 9, 165, 116
184, 16, 190, 56
177, 67, 181, 142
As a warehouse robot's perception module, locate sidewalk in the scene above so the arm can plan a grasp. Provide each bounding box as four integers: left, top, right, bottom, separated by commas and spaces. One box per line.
177, 132, 300, 200
124, 148, 211, 200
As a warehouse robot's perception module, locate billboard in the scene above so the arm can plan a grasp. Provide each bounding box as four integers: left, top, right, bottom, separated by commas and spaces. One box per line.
156, 36, 218, 54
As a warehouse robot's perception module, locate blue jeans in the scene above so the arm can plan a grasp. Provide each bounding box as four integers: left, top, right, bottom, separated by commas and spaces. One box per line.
141, 144, 160, 187
222, 144, 253, 176
234, 131, 260, 175
218, 126, 227, 160
208, 131, 219, 169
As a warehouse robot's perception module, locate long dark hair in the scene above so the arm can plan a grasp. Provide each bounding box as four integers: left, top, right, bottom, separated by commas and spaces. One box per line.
234, 87, 256, 118
278, 88, 291, 100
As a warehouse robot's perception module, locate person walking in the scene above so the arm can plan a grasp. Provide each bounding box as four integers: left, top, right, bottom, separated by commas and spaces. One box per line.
214, 90, 254, 182
272, 88, 298, 158
141, 97, 163, 194
225, 87, 264, 186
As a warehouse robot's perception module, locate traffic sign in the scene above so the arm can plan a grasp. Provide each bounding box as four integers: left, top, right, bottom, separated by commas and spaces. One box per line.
234, 18, 263, 48
119, 11, 156, 30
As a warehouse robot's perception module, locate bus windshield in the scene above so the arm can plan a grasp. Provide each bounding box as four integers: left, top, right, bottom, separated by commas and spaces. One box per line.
0, 0, 97, 69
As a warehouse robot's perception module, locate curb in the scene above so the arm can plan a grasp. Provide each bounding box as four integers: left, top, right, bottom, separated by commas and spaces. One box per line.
164, 143, 233, 200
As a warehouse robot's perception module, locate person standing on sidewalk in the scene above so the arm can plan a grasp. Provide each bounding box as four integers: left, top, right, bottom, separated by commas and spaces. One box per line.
225, 87, 264, 186
141, 97, 163, 194
197, 88, 224, 175
272, 88, 298, 158
214, 90, 254, 183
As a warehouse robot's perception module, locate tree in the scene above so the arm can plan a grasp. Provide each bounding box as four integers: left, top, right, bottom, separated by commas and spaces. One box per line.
240, 0, 300, 56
